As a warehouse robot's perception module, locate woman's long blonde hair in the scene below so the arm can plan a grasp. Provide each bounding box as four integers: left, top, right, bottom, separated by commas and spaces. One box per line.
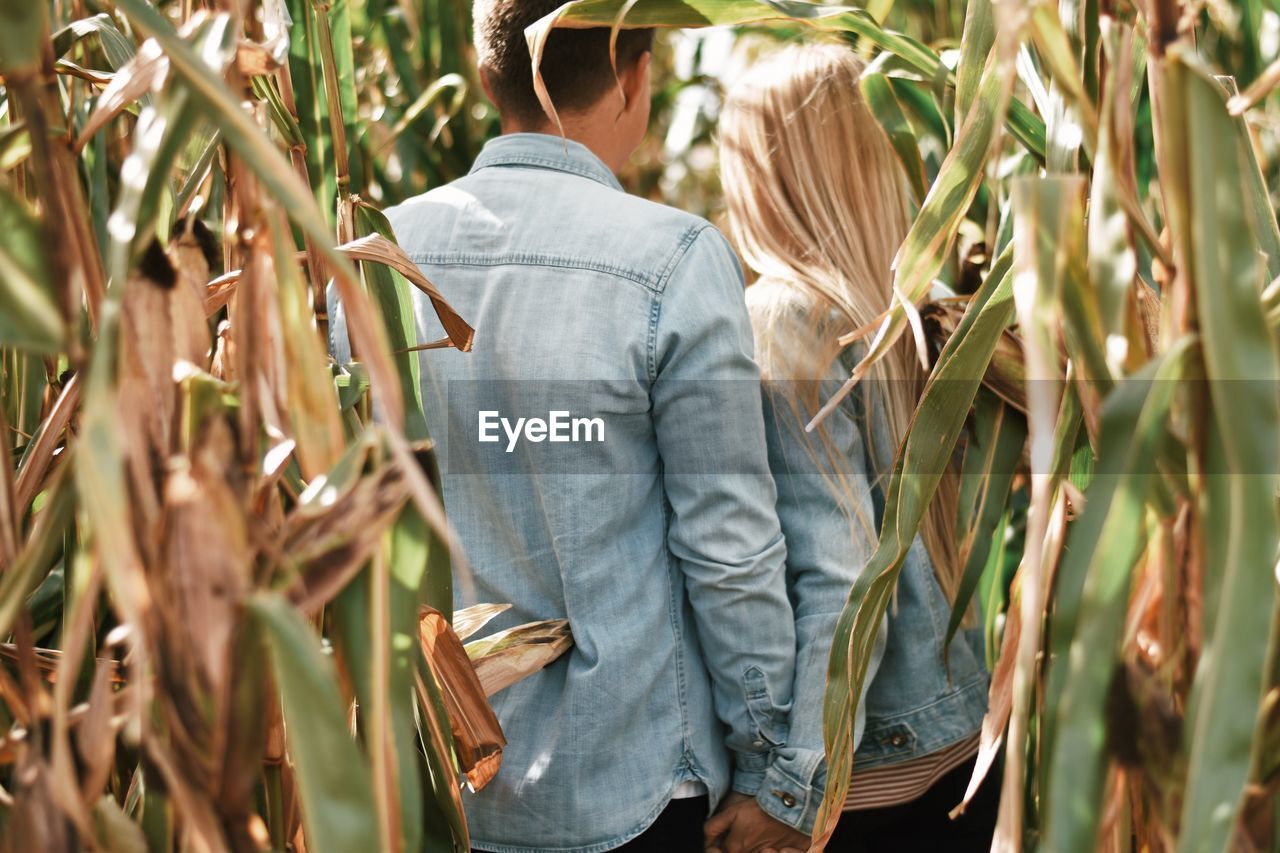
719, 42, 961, 601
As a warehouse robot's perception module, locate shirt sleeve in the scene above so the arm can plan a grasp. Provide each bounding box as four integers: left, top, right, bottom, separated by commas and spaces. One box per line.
650, 226, 799, 799
748, 306, 889, 834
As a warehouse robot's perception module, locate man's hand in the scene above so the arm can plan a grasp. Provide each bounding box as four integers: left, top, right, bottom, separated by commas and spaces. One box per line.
704, 792, 811, 853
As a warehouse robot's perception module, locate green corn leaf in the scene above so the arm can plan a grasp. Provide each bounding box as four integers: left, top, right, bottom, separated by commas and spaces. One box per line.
887, 76, 952, 152
979, 502, 1016, 669
1168, 48, 1280, 853
1238, 0, 1265, 87
330, 550, 425, 853
270, 208, 345, 480
352, 203, 454, 616
1040, 337, 1195, 853
286, 0, 337, 221
376, 73, 469, 151
0, 185, 66, 353
52, 12, 136, 71
1227, 84, 1280, 281
1087, 24, 1139, 350
947, 394, 1026, 660
354, 204, 431, 443
862, 72, 927, 202
955, 0, 995, 125
173, 128, 222, 218
539, 0, 941, 75
250, 75, 306, 148
1028, 3, 1098, 167
0, 0, 49, 74
248, 593, 380, 853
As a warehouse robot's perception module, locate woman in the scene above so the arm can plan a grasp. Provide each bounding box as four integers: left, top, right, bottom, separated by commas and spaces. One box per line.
718, 43, 1000, 851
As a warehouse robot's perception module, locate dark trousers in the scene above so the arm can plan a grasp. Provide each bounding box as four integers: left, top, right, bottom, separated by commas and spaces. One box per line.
826, 756, 1002, 853
473, 795, 708, 853
613, 796, 708, 852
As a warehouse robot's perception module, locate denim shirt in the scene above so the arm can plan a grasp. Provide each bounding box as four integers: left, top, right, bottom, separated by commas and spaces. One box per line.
332, 134, 820, 852
747, 280, 989, 800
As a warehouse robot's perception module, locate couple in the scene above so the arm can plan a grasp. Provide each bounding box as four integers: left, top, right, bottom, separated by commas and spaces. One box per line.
337, 3, 997, 851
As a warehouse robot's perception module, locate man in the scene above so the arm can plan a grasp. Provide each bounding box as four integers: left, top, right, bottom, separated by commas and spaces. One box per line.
336, 3, 818, 849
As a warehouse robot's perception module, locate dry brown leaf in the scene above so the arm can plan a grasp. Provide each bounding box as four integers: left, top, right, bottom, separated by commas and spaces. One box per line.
452, 603, 512, 642
7, 761, 75, 852
205, 234, 475, 353
75, 660, 120, 804
54, 59, 115, 86
211, 319, 235, 381
418, 607, 505, 791
235, 39, 282, 76
162, 417, 251, 704
281, 465, 409, 614
13, 375, 80, 515
170, 224, 217, 366
469, 620, 573, 698
338, 233, 474, 352
923, 298, 1027, 413
952, 570, 1020, 819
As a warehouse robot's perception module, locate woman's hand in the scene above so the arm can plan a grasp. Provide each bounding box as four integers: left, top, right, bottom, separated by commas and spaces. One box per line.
704, 792, 811, 853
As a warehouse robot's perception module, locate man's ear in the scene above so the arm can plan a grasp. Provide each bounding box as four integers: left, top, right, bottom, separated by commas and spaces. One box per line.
621, 50, 651, 111
478, 63, 498, 106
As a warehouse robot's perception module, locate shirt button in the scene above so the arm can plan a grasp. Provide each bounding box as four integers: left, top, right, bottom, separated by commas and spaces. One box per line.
889, 733, 908, 747
753, 739, 765, 748
774, 791, 797, 808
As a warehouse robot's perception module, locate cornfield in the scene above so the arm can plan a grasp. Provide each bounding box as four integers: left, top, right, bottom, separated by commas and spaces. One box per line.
1, 0, 1279, 851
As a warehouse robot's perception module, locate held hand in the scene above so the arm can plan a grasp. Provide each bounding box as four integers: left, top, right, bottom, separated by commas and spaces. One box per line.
704, 792, 812, 853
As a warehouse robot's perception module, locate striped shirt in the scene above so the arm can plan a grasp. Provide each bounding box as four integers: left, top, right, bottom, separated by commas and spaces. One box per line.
843, 734, 980, 811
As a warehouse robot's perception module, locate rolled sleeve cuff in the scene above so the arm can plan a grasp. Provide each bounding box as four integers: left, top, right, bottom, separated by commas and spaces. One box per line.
754, 749, 827, 835
730, 749, 770, 796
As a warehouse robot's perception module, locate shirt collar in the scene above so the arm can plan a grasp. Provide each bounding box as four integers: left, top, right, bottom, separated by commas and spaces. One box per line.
469, 132, 623, 191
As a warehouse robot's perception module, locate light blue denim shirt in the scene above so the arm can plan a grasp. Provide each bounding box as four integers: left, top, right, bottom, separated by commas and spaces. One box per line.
332, 134, 821, 852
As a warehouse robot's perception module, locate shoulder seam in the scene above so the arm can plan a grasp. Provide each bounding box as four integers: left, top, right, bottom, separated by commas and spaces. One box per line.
655, 222, 713, 296
648, 223, 714, 382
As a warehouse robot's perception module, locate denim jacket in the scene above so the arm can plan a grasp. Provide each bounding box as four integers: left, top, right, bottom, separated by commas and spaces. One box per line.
333, 134, 823, 852
746, 281, 989, 806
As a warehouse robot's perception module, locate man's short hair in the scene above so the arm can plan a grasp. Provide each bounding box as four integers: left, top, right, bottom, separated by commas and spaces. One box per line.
474, 0, 655, 126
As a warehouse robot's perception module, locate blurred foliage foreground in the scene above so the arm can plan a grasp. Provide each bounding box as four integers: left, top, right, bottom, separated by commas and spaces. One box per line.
2, 0, 1280, 852
0, 0, 580, 850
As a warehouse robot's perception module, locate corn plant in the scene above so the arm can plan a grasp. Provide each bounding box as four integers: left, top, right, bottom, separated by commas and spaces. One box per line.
0, 0, 585, 850
528, 1, 1280, 851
